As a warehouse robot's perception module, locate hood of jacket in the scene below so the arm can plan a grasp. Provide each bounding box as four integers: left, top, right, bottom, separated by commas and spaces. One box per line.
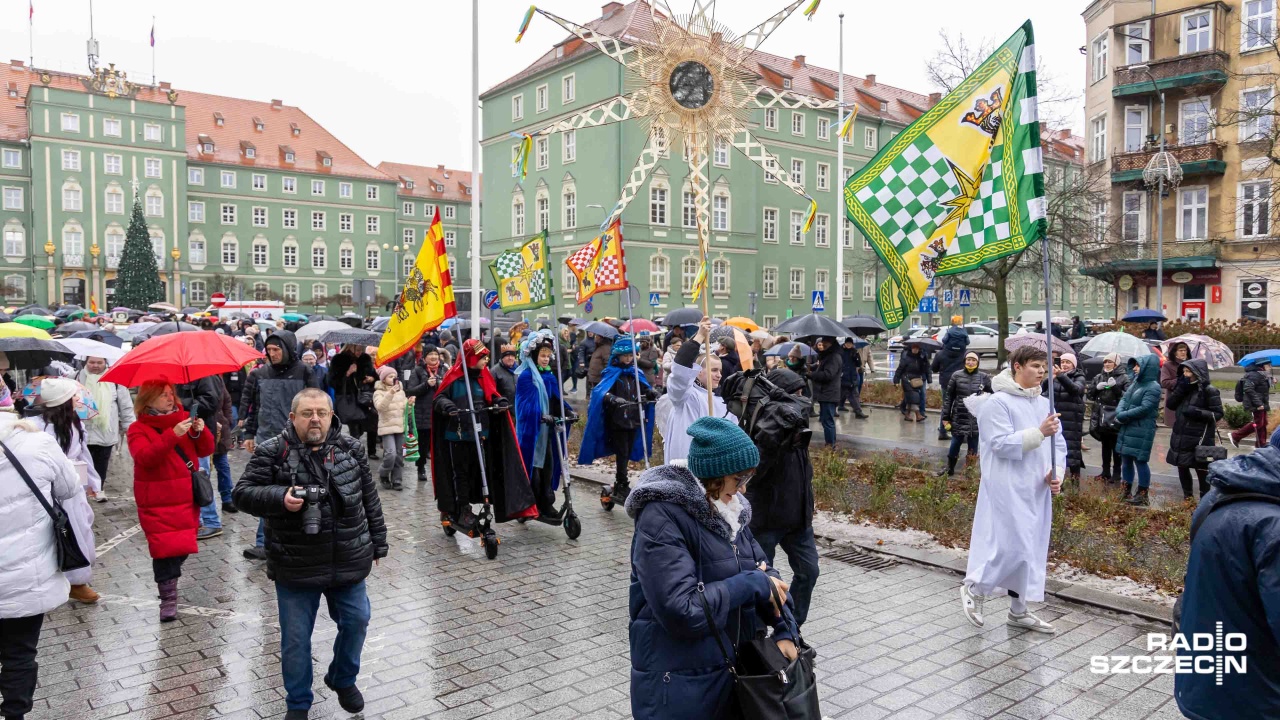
1167, 342, 1191, 363
624, 462, 751, 542
766, 368, 805, 394
1209, 426, 1280, 497
942, 326, 970, 351
1180, 358, 1212, 386
1129, 353, 1160, 383
265, 329, 299, 370
965, 367, 1036, 417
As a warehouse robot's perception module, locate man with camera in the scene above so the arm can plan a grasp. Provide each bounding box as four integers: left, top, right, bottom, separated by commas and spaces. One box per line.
233, 388, 388, 720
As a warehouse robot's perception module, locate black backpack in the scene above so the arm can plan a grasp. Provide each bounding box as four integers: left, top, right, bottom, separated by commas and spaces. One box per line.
1234, 378, 1245, 403
721, 370, 812, 457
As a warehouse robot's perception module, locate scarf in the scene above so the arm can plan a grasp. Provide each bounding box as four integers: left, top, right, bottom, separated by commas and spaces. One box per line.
991, 368, 1043, 398
81, 371, 115, 434
518, 330, 557, 466
712, 493, 743, 541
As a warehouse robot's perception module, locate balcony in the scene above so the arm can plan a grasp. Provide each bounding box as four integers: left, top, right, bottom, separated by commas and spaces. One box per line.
63, 254, 84, 268
1112, 51, 1229, 99
1110, 141, 1225, 184
1081, 238, 1220, 279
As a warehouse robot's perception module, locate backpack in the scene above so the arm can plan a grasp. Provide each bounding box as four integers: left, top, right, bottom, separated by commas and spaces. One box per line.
1234, 378, 1245, 403
721, 370, 812, 457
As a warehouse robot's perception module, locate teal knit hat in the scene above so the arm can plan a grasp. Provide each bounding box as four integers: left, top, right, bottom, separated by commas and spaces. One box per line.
686, 416, 759, 480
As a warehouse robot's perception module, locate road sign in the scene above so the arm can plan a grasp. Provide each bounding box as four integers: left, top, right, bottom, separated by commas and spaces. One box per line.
210, 292, 227, 308
918, 297, 939, 314
585, 299, 593, 313
482, 290, 500, 310
649, 292, 660, 307
958, 289, 972, 307
811, 290, 825, 312
943, 290, 953, 307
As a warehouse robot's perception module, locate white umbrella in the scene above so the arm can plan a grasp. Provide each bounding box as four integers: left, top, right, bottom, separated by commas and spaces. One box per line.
1081, 331, 1152, 359
56, 337, 127, 364
294, 320, 352, 344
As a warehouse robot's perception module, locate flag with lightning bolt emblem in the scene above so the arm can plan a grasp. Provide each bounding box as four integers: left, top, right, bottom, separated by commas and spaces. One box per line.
843, 20, 1044, 329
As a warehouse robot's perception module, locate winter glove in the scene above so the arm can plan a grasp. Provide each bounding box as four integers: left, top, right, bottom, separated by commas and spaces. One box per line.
541, 414, 556, 426
436, 398, 458, 417
490, 400, 510, 414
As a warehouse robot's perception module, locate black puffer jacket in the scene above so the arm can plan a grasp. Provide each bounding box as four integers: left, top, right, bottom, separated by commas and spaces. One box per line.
745, 369, 814, 532
491, 362, 519, 405
240, 330, 320, 443
1166, 359, 1224, 468
807, 342, 843, 403
943, 368, 991, 439
1047, 368, 1086, 469
1087, 365, 1130, 432
233, 422, 388, 589
893, 348, 931, 385
1241, 365, 1272, 413
404, 362, 445, 429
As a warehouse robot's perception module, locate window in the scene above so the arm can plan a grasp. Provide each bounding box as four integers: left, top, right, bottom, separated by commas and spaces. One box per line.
444, 231, 457, 247
186, 200, 204, 223
1241, 87, 1274, 142
312, 211, 326, 231
252, 239, 269, 268
650, 255, 669, 292
275, 240, 295, 268
536, 195, 550, 230
1092, 200, 1108, 244
815, 214, 829, 247
1124, 107, 1147, 152
144, 123, 161, 142
682, 191, 697, 229
512, 94, 524, 120
445, 205, 456, 220
791, 112, 805, 136
145, 189, 163, 217
2, 276, 24, 303
649, 186, 668, 225
864, 127, 877, 150
366, 247, 380, 271
105, 188, 123, 214
181, 233, 204, 265
402, 201, 414, 216
790, 210, 805, 245
61, 113, 80, 132
1022, 279, 1032, 304
513, 197, 525, 235
789, 268, 804, 298
791, 158, 805, 185
61, 149, 80, 171
562, 73, 575, 103
763, 208, 778, 243
63, 227, 84, 256
1091, 33, 1109, 83
3, 227, 23, 257
1180, 98, 1213, 144
1179, 186, 1211, 241
245, 147, 257, 159
712, 194, 729, 232
713, 136, 729, 167
62, 184, 82, 212
365, 185, 379, 201
1090, 114, 1107, 162
763, 267, 778, 298
536, 84, 549, 113
1240, 180, 1271, 238
842, 271, 853, 300
181, 279, 206, 305
764, 157, 778, 184
563, 129, 577, 163
1125, 21, 1150, 65
339, 246, 353, 270
144, 158, 161, 178
1245, 0, 1276, 51
816, 163, 830, 191
339, 213, 353, 233
222, 237, 238, 265
1121, 191, 1146, 242
339, 182, 353, 199
103, 117, 121, 137
106, 228, 125, 261
563, 189, 576, 228
536, 137, 549, 170
282, 209, 296, 229
712, 259, 729, 294
312, 243, 328, 269
1182, 10, 1212, 54
654, 126, 669, 157
765, 108, 778, 130
762, 314, 778, 329
221, 204, 237, 224
2, 187, 23, 211
279, 282, 297, 305
564, 263, 578, 294
219, 170, 236, 189
311, 179, 325, 196
814, 269, 829, 296
366, 216, 380, 234
817, 117, 830, 141
283, 177, 297, 194
681, 257, 700, 295
1, 149, 19, 169
862, 271, 875, 300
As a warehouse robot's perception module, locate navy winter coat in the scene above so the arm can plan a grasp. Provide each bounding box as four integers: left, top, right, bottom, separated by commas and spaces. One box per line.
626, 463, 796, 720
930, 326, 970, 393
1114, 354, 1161, 462
1176, 426, 1280, 720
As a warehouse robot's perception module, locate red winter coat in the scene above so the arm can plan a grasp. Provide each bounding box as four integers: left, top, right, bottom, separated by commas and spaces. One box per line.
128, 412, 215, 559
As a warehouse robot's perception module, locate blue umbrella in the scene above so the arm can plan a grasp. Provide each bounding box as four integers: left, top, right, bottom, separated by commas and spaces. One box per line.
1239, 349, 1280, 367
1122, 309, 1167, 322
580, 320, 619, 339
764, 341, 813, 358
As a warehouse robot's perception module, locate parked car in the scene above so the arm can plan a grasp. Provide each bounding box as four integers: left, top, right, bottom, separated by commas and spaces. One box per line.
887, 326, 940, 352
932, 323, 1000, 357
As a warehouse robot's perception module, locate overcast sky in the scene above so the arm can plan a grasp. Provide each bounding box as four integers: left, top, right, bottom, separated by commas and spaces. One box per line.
4, 0, 1087, 170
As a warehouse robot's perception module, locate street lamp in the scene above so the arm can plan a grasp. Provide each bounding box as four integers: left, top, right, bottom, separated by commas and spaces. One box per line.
1129, 64, 1182, 315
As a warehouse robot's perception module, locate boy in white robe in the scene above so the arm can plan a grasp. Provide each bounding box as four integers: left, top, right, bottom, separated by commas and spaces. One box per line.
960, 345, 1064, 633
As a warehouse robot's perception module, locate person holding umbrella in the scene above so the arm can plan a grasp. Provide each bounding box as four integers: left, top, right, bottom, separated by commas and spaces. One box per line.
839, 338, 867, 419
77, 355, 136, 502
807, 336, 843, 448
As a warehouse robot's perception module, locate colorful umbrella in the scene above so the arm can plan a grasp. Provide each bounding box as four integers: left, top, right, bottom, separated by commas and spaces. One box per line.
1161, 334, 1234, 370
100, 331, 264, 387
14, 315, 55, 330
0, 323, 52, 340
723, 317, 760, 332
21, 377, 99, 420
282, 313, 309, 323
620, 318, 660, 334
1005, 332, 1074, 356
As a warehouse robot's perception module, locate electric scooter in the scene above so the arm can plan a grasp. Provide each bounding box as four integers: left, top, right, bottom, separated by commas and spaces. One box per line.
439, 403, 504, 559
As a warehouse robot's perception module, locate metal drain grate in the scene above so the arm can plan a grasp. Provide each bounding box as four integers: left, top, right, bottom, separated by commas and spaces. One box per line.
824, 547, 899, 572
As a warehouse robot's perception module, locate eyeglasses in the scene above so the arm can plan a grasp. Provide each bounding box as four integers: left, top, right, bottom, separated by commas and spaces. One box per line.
296, 409, 332, 420
730, 470, 755, 485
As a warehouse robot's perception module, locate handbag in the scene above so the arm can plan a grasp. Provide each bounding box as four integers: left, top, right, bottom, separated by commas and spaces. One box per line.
175, 444, 214, 507
403, 404, 421, 462
1194, 426, 1227, 464
2, 442, 91, 572
908, 377, 924, 389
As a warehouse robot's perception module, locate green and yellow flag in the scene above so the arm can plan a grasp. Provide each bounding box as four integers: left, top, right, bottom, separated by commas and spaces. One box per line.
489, 230, 553, 313
844, 21, 1045, 329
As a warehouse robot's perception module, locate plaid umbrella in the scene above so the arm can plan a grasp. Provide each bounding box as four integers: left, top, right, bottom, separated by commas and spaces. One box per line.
1004, 332, 1074, 356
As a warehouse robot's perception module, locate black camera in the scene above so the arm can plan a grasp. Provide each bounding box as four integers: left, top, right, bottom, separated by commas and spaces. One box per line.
290, 485, 328, 535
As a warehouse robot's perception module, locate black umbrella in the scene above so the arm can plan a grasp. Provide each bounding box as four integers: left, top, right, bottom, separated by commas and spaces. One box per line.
53, 305, 84, 319
318, 328, 382, 346
579, 321, 619, 339
0, 337, 75, 369
180, 306, 202, 316
16, 306, 52, 317
903, 336, 944, 352
308, 314, 337, 322
53, 321, 97, 335
369, 316, 391, 333
338, 313, 364, 329
0, 312, 13, 323
842, 314, 887, 337
68, 330, 125, 348
662, 307, 704, 327
772, 313, 850, 339
132, 322, 200, 342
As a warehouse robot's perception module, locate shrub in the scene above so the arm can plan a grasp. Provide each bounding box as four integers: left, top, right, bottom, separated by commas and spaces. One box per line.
1224, 404, 1252, 429
860, 380, 942, 409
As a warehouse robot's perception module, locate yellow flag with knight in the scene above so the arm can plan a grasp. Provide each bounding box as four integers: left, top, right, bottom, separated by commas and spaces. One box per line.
843, 21, 1045, 329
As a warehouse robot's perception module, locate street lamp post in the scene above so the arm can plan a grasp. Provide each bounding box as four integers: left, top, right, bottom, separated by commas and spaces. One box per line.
1130, 64, 1180, 315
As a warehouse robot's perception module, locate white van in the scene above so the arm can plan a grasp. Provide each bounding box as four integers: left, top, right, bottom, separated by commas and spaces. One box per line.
1016, 310, 1050, 326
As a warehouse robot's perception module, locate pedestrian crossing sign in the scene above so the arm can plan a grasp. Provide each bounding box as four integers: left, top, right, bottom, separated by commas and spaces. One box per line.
959, 289, 972, 306
812, 290, 825, 312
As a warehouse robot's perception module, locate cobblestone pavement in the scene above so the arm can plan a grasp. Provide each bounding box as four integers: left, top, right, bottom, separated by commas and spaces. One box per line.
26, 448, 1181, 720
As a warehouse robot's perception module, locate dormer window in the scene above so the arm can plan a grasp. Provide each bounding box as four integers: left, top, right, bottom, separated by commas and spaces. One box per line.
202, 143, 214, 154
782, 78, 791, 89
241, 140, 256, 159
406, 181, 415, 190
290, 123, 301, 137
253, 117, 265, 132
322, 157, 331, 167
435, 183, 444, 192
316, 150, 333, 169
285, 152, 295, 163
880, 102, 888, 112
280, 145, 296, 164
246, 148, 256, 158
213, 112, 225, 127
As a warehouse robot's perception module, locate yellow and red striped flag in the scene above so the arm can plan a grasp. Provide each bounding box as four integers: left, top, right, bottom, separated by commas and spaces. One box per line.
376, 208, 456, 366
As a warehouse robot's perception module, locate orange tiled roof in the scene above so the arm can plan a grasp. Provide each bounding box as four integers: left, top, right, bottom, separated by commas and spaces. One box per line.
376, 161, 479, 204
1042, 129, 1085, 165
0, 60, 390, 181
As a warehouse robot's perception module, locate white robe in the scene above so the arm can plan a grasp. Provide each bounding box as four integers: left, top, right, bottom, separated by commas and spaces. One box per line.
963, 370, 1065, 602
659, 361, 737, 463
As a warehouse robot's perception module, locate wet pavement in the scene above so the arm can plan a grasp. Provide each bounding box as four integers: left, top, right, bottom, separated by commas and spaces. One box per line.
28, 446, 1185, 719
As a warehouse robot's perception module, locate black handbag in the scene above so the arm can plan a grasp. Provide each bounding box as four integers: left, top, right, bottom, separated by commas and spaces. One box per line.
174, 444, 215, 508
2, 441, 91, 572
1194, 426, 1227, 464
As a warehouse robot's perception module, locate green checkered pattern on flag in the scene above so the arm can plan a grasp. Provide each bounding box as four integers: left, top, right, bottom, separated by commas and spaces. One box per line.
489, 230, 553, 313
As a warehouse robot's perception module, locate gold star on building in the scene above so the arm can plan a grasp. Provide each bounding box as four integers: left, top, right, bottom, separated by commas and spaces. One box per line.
939, 160, 982, 227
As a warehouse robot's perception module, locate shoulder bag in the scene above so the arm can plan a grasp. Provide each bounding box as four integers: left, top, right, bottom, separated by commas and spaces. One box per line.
2, 441, 91, 572
1194, 424, 1227, 464
153, 427, 214, 507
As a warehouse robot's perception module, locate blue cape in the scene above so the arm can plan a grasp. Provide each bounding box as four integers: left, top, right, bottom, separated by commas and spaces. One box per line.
514, 366, 565, 490
578, 360, 654, 465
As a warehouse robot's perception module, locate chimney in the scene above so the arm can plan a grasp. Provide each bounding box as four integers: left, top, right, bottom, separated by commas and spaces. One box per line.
863, 74, 876, 87
271, 98, 283, 110
1058, 128, 1071, 139
437, 164, 445, 171
928, 92, 941, 106
9, 59, 24, 70
601, 2, 622, 18
794, 54, 806, 65
159, 81, 171, 90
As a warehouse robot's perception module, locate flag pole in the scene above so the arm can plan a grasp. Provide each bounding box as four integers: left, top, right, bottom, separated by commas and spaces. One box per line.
150, 16, 155, 86
1041, 236, 1058, 482
28, 2, 33, 70
620, 254, 651, 469
469, 0, 482, 341
835, 12, 845, 320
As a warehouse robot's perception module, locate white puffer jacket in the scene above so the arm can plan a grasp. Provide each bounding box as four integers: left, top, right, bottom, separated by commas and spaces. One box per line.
373, 381, 408, 436
0, 414, 81, 619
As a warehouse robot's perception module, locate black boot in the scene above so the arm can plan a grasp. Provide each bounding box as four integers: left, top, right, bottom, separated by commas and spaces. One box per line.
938, 429, 950, 440
935, 456, 958, 478
417, 466, 428, 483
1124, 487, 1149, 506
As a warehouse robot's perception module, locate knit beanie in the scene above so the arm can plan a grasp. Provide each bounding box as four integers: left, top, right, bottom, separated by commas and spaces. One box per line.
686, 416, 759, 480
377, 365, 397, 383
1060, 353, 1077, 368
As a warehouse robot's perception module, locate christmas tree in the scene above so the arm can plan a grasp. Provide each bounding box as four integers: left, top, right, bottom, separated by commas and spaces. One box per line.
112, 190, 165, 310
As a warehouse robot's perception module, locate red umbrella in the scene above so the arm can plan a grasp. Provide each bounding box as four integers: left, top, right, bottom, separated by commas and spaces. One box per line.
620, 318, 660, 334
100, 331, 264, 387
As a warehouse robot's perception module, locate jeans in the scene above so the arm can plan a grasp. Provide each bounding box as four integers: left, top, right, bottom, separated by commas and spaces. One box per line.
0, 614, 44, 719
380, 433, 404, 486
753, 526, 820, 627
1121, 455, 1151, 489
276, 581, 372, 711
88, 444, 113, 491
818, 402, 837, 447
947, 433, 978, 460
213, 453, 233, 503
198, 456, 221, 530
256, 518, 265, 549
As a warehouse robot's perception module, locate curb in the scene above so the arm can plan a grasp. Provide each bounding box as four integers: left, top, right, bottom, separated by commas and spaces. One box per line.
567, 466, 1174, 625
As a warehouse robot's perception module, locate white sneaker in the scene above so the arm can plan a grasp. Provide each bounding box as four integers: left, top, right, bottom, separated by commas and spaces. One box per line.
95, 491, 108, 503
1007, 611, 1056, 634
960, 584, 984, 627
1230, 434, 1241, 449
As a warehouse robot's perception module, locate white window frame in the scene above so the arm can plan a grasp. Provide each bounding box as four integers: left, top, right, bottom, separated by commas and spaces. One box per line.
681, 257, 700, 296
143, 123, 162, 142
1240, 86, 1275, 142
1123, 106, 1148, 153
864, 127, 878, 150
282, 208, 297, 230
339, 182, 353, 199
764, 108, 778, 131
764, 156, 778, 184
1179, 97, 1214, 145
284, 177, 298, 194
842, 270, 853, 300
816, 117, 830, 141
252, 239, 269, 268
562, 73, 576, 103
814, 269, 829, 296
62, 183, 82, 212
711, 258, 729, 295
444, 205, 456, 220
312, 211, 326, 232
2, 187, 23, 211
283, 242, 299, 269
311, 179, 325, 196
1121, 191, 1147, 243
790, 158, 805, 186
512, 93, 524, 121
366, 216, 380, 234
365, 185, 379, 201
188, 200, 204, 223
444, 230, 457, 247
104, 187, 124, 215
816, 162, 830, 191
815, 213, 830, 247
649, 185, 668, 225
762, 207, 778, 243
403, 201, 414, 216
650, 254, 669, 292
513, 197, 525, 236
789, 210, 805, 245
789, 268, 805, 299
61, 149, 80, 171
712, 192, 730, 232
762, 266, 778, 298
1177, 185, 1210, 240
221, 204, 237, 225
366, 246, 380, 271
187, 167, 203, 185
535, 84, 549, 113
221, 170, 236, 189
1239, 180, 1272, 238
562, 187, 576, 229
1181, 10, 1213, 55
102, 117, 121, 137
313, 243, 329, 270
536, 194, 550, 231
61, 113, 80, 133
1124, 21, 1150, 65
563, 129, 577, 163
106, 228, 125, 262
103, 153, 122, 176
682, 190, 697, 229
144, 157, 161, 179
339, 213, 353, 233
536, 136, 549, 170
791, 111, 805, 136
1244, 0, 1277, 51
144, 189, 163, 218
1090, 113, 1108, 162
862, 271, 875, 300
1, 149, 20, 169
251, 206, 268, 228
713, 136, 730, 167
1091, 32, 1109, 83
221, 236, 239, 266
